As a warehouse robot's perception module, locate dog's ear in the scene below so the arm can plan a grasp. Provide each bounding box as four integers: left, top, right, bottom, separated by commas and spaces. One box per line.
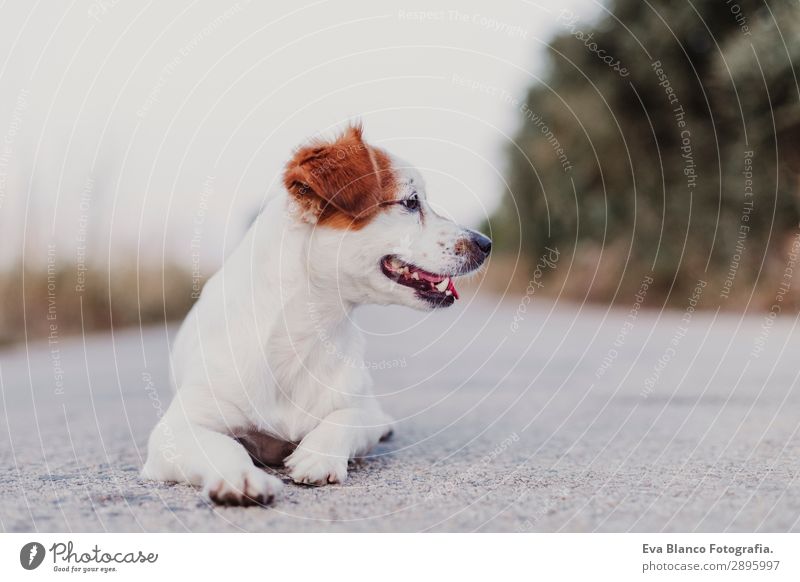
283, 124, 395, 225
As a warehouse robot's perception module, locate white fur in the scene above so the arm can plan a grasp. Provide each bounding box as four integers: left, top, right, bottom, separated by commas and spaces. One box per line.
141, 163, 484, 504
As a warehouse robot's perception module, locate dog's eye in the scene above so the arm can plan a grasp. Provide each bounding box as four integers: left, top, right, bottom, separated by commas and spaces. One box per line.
403, 193, 420, 212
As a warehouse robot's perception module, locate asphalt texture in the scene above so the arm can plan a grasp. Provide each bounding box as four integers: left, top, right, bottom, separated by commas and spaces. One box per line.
2, 297, 799, 532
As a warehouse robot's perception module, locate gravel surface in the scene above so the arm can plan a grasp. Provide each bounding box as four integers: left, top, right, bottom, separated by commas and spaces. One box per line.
2, 297, 799, 532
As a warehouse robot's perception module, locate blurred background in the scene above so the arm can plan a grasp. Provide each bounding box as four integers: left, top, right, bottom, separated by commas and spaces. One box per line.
0, 0, 798, 344
4, 0, 800, 534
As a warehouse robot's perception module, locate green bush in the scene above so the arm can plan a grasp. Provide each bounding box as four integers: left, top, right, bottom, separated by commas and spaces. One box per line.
491, 0, 800, 309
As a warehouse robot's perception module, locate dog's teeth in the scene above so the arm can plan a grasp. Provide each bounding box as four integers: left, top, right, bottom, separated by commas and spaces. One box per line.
411, 272, 419, 280
445, 290, 452, 296
435, 278, 449, 292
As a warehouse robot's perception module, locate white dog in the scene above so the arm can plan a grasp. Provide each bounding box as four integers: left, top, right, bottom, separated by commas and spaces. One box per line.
141, 125, 491, 505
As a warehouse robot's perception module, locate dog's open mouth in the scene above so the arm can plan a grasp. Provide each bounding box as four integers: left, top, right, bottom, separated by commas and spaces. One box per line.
380, 255, 459, 307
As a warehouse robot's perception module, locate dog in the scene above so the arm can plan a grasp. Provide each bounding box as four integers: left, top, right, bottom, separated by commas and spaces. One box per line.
141, 124, 491, 505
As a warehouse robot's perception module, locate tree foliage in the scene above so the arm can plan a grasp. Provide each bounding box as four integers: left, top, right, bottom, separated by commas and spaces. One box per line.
492, 0, 800, 307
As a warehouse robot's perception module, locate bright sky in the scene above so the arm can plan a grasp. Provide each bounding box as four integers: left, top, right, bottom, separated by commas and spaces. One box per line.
0, 0, 600, 270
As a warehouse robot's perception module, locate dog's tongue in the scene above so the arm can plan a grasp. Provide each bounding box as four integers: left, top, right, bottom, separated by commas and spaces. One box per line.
416, 269, 439, 283
447, 278, 459, 300
408, 265, 460, 300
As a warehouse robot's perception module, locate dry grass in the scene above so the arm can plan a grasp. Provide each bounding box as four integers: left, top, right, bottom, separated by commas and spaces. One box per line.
470, 243, 800, 314
0, 263, 197, 345
2, 245, 796, 348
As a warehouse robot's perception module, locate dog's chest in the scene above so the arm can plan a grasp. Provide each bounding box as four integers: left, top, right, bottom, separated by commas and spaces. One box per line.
250, 308, 369, 440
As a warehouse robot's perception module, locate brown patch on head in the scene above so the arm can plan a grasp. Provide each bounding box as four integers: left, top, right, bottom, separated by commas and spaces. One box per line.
283, 124, 397, 228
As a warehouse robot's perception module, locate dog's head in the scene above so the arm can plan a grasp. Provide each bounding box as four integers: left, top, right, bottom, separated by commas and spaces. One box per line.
283, 124, 491, 310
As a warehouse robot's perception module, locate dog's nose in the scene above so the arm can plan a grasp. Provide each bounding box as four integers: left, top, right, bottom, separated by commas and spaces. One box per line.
472, 232, 492, 256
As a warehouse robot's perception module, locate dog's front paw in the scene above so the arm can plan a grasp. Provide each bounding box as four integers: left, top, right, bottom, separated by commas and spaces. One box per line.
285, 447, 348, 486
203, 466, 283, 506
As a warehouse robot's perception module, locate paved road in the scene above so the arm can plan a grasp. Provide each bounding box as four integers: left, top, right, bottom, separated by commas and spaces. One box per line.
1, 296, 799, 532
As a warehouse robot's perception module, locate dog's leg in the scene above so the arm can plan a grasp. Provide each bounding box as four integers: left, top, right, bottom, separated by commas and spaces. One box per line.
284, 407, 394, 485
141, 389, 283, 505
